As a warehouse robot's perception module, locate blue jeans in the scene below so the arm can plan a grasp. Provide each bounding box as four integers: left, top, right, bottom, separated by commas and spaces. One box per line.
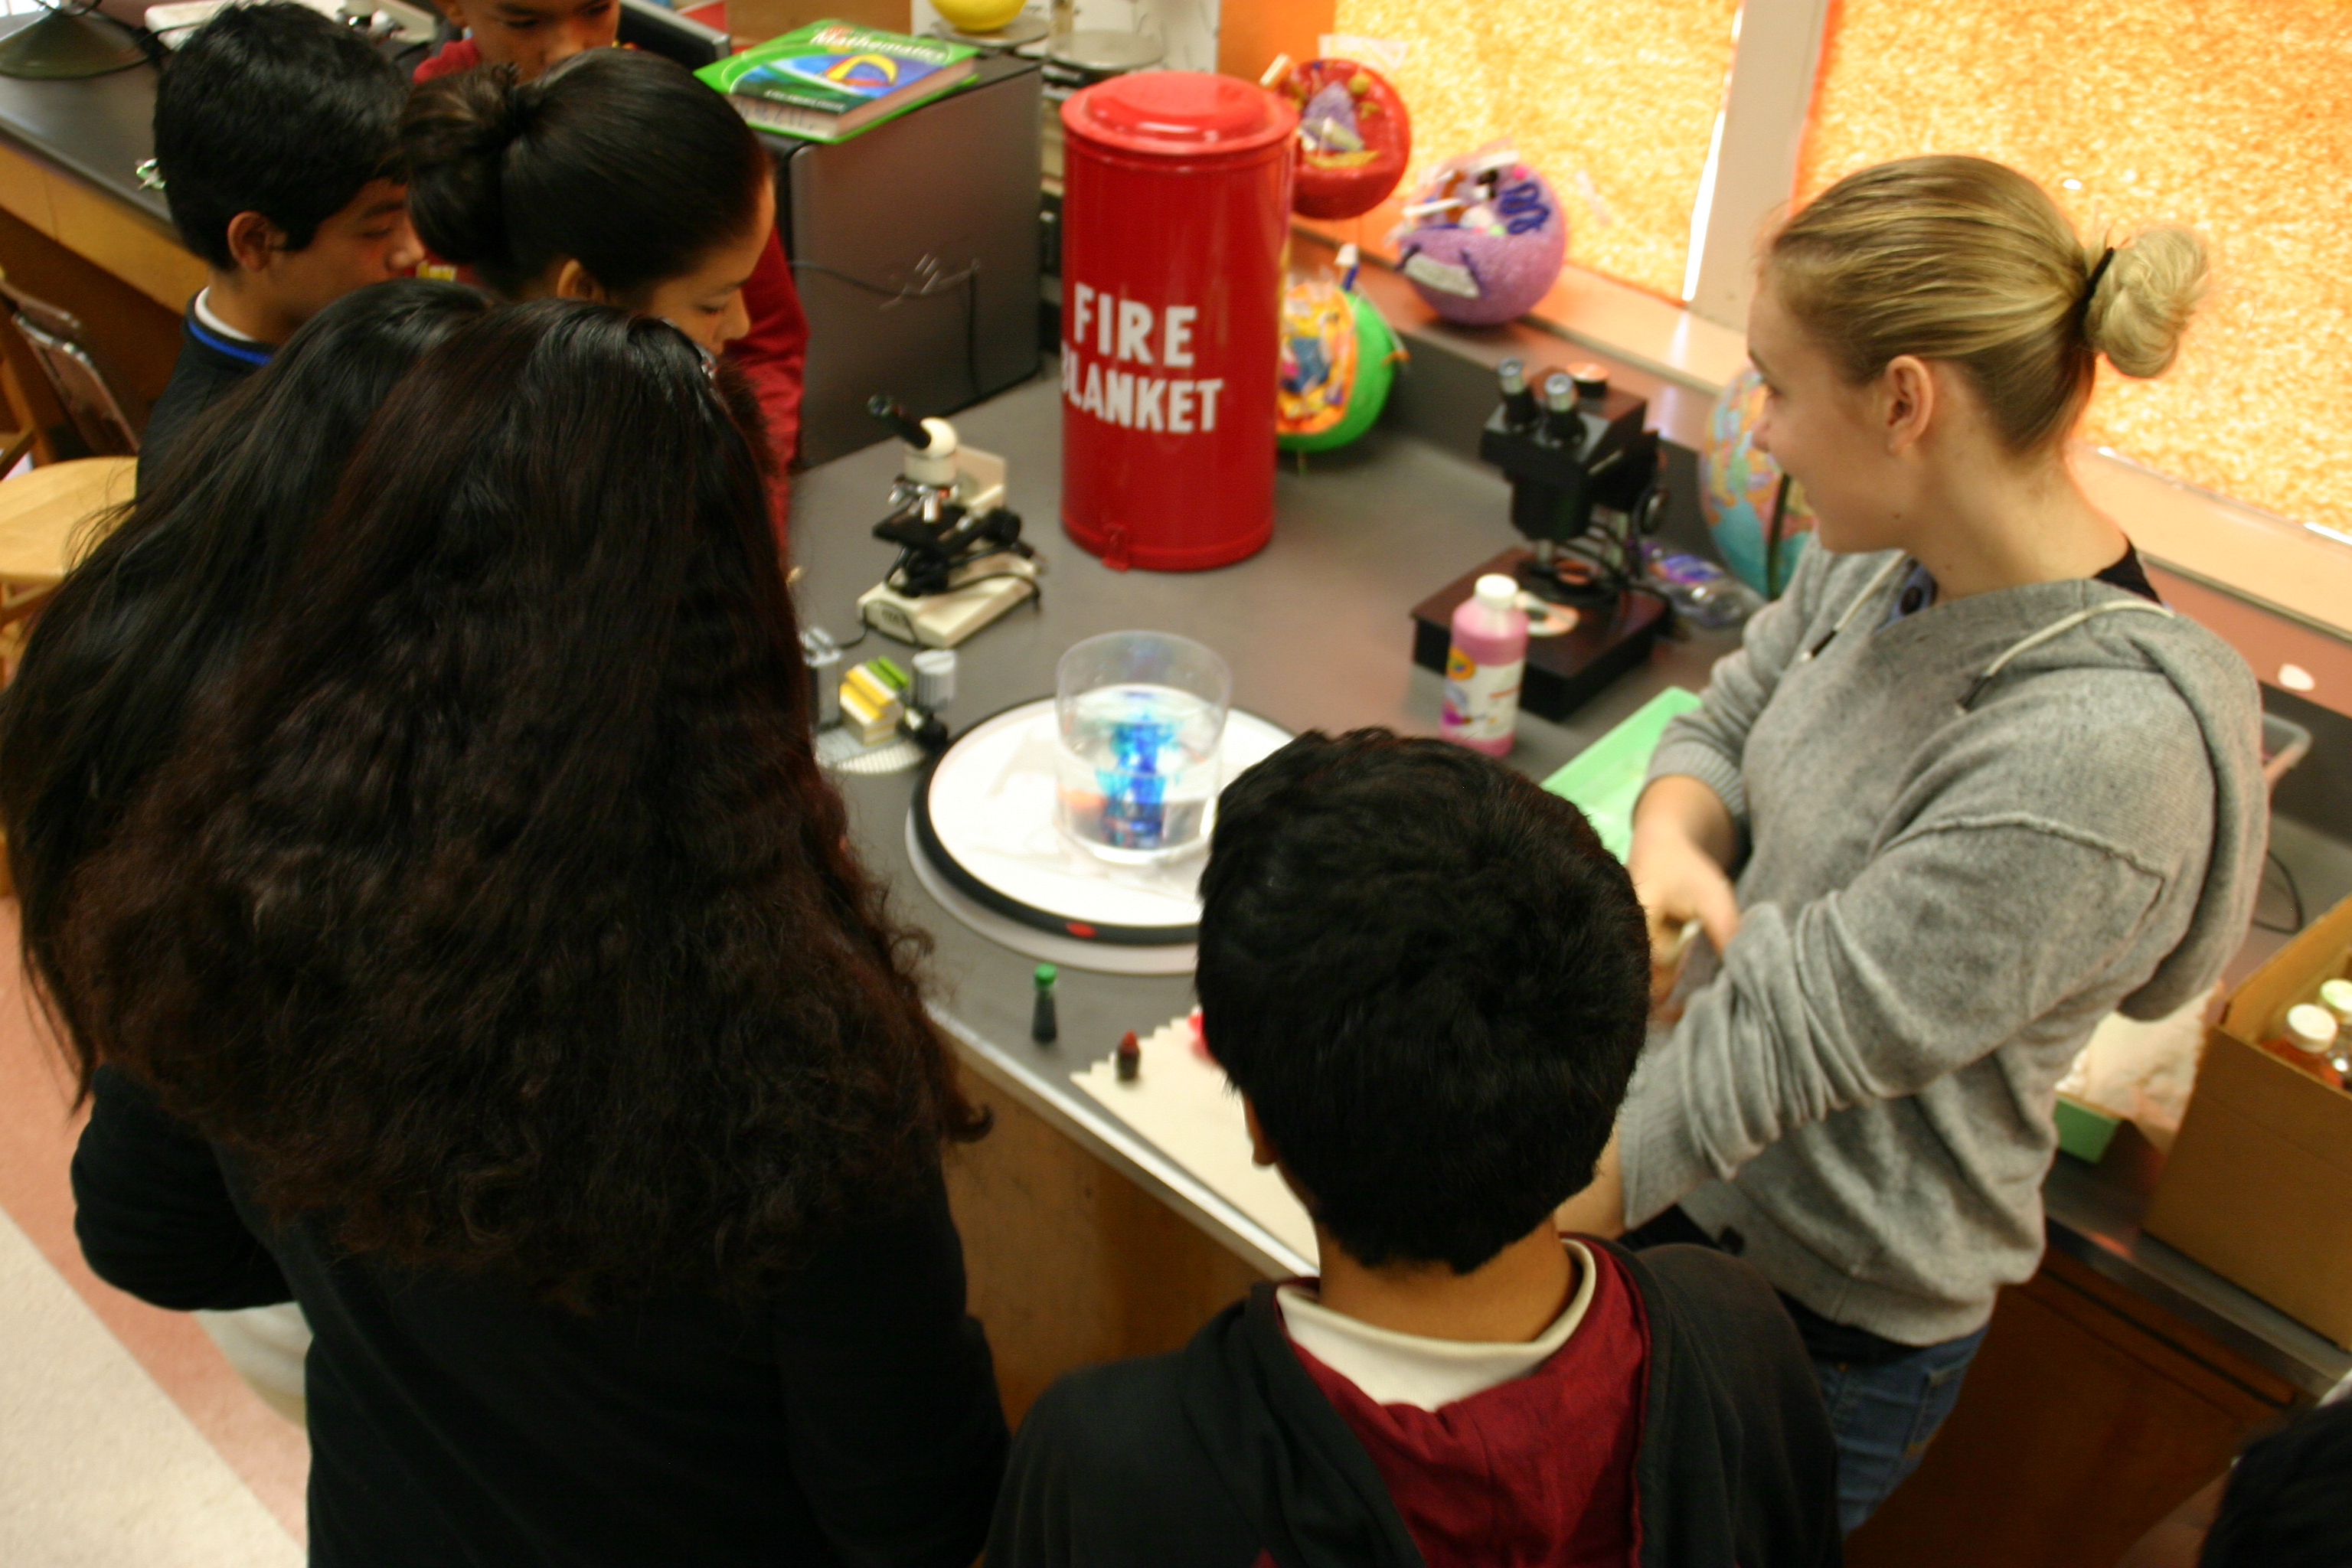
1813, 1325, 1988, 1534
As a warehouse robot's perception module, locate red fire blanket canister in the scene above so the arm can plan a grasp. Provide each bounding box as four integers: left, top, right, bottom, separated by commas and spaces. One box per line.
1059, 72, 1296, 571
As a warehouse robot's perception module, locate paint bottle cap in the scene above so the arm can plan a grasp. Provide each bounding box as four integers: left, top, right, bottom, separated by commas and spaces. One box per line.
2317, 978, 2352, 1023
2285, 1003, 2337, 1054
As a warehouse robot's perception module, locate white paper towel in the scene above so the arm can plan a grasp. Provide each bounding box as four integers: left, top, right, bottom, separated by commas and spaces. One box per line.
1071, 1014, 1320, 1266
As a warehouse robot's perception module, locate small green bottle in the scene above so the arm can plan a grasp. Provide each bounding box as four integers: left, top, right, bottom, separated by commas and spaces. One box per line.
1031, 963, 1058, 1045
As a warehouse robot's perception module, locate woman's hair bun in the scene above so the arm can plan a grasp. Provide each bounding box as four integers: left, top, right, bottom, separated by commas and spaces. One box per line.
2085, 225, 2209, 379
400, 66, 537, 270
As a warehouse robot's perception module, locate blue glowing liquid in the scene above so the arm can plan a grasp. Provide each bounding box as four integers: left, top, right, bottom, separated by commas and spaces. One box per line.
1054, 684, 1223, 862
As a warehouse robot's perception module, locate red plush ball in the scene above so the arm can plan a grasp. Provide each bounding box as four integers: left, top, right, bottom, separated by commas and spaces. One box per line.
1279, 58, 1410, 221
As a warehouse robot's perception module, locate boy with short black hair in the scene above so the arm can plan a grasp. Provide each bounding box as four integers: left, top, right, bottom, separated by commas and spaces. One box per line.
988, 730, 1842, 1568
143, 2, 419, 484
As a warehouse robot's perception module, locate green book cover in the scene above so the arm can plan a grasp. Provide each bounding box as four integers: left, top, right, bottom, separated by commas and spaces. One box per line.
1539, 686, 1704, 861
697, 20, 978, 142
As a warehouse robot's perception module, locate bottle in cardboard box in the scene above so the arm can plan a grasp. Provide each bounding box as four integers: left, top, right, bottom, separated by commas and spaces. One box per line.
2261, 1002, 2344, 1088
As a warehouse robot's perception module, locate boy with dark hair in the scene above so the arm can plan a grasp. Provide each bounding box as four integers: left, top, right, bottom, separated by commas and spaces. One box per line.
143, 2, 420, 483
988, 730, 1842, 1568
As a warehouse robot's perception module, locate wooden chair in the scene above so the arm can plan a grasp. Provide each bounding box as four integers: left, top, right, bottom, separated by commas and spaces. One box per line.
0, 455, 135, 682
0, 271, 145, 460
0, 454, 132, 898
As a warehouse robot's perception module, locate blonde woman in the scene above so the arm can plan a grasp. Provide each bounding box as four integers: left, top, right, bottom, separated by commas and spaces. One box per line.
1562, 155, 2268, 1530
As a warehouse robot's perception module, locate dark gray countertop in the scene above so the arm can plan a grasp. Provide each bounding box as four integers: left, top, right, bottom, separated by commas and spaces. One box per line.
0, 12, 170, 234
790, 372, 2352, 1405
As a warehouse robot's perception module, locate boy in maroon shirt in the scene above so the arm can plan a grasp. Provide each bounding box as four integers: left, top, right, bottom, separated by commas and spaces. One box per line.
988, 730, 1841, 1568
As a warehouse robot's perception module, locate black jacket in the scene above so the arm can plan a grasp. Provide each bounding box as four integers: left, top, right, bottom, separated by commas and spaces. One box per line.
987, 1242, 1841, 1568
138, 312, 270, 488
73, 1067, 1008, 1567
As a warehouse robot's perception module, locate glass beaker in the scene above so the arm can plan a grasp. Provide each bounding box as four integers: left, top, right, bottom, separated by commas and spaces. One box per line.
1054, 631, 1233, 863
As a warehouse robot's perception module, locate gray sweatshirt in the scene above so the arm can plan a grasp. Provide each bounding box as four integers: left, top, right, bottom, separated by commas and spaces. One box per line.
1619, 544, 2266, 1346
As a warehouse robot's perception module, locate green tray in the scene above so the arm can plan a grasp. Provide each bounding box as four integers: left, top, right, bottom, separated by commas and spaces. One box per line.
1539, 687, 1705, 861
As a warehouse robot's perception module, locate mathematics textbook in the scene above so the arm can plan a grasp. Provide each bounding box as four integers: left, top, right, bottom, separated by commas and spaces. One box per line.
697, 20, 978, 142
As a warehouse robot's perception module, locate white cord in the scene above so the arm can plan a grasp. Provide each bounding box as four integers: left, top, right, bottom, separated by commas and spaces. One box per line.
1798, 553, 1910, 662
1961, 599, 2174, 709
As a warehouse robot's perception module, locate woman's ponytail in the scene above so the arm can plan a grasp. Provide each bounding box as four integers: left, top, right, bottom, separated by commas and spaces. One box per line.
398, 50, 767, 305
1766, 155, 2213, 456
400, 64, 537, 282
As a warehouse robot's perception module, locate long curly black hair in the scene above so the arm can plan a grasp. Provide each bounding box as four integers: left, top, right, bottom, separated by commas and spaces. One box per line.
44, 301, 978, 1307
2, 279, 490, 1063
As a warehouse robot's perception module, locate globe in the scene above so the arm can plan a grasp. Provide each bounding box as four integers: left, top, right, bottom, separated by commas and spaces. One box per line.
1700, 364, 1815, 597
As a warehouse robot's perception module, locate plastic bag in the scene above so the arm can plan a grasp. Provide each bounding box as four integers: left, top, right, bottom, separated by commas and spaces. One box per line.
2054, 985, 2219, 1153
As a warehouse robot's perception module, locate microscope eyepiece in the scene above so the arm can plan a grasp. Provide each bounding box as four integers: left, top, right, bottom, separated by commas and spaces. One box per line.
1498, 357, 1540, 430
1541, 372, 1584, 449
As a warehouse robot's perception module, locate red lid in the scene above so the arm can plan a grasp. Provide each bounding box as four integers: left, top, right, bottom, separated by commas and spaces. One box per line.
1062, 70, 1297, 158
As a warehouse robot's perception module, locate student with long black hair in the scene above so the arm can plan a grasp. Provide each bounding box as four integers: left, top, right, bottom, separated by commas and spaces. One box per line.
33, 302, 1005, 1565
2, 277, 491, 1418
5, 278, 490, 1011
402, 47, 808, 488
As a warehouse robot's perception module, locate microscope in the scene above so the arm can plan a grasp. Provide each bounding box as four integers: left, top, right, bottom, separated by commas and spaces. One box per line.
855, 395, 1043, 648
1410, 358, 1671, 720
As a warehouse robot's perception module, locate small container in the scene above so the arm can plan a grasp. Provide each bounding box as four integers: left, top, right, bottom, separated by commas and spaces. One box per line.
1440, 573, 1528, 756
2261, 1003, 2344, 1088
913, 647, 959, 712
802, 626, 843, 728
2318, 977, 2352, 1074
1031, 962, 1059, 1045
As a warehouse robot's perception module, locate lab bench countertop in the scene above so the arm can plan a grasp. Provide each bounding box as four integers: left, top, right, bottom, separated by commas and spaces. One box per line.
0, 13, 168, 233
789, 372, 2351, 1405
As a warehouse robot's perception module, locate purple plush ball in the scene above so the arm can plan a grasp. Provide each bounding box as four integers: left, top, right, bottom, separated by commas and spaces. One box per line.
1395, 160, 1568, 326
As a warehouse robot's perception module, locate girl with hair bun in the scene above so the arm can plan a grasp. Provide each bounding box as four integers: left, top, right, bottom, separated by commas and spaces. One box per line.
1561, 155, 2267, 1531
46, 300, 1006, 1565
403, 47, 809, 500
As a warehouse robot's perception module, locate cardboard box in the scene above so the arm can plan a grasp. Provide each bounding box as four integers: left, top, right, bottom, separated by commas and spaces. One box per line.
2145, 893, 2352, 1351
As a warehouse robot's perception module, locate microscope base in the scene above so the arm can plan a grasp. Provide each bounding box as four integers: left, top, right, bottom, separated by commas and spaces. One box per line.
1411, 547, 1668, 723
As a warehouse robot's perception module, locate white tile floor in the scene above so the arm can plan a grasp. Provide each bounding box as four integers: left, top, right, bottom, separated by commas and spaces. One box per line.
0, 900, 307, 1559
0, 1208, 299, 1566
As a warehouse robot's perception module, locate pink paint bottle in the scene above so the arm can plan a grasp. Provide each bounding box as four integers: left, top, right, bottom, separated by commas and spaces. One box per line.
1440, 573, 1528, 756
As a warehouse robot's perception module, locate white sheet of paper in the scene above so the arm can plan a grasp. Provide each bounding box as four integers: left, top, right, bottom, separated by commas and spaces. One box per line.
1071, 1014, 1319, 1267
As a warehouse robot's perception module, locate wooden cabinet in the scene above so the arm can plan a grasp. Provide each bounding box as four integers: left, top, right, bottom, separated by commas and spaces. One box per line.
1849, 1248, 2296, 1568
944, 1070, 1263, 1427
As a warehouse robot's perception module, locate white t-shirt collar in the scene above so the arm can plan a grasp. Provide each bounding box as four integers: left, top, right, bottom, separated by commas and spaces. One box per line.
191, 287, 266, 347
1276, 1239, 1602, 1413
